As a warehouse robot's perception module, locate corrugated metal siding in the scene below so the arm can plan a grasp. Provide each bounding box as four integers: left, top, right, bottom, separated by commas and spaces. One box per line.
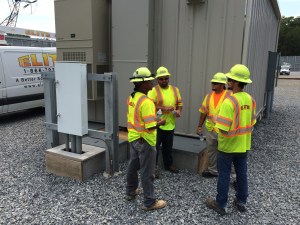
112, 0, 280, 135
153, 0, 247, 135
112, 0, 152, 127
245, 0, 279, 116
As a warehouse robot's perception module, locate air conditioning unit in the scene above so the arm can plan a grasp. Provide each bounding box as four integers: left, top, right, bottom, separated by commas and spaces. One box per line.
55, 0, 109, 122
186, 0, 206, 4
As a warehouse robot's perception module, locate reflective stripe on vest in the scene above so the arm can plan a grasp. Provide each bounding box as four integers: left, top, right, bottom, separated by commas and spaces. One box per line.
220, 95, 256, 137
154, 85, 178, 107
127, 95, 150, 132
251, 98, 256, 125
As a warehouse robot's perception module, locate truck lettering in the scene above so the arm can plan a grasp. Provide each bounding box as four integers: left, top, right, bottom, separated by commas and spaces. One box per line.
18, 53, 57, 67
31, 54, 43, 66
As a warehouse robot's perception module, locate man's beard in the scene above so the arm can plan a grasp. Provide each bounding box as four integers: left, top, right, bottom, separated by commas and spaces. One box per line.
160, 83, 168, 88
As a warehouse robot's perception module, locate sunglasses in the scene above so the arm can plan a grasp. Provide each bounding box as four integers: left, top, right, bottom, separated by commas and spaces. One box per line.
212, 82, 222, 85
158, 77, 169, 81
227, 78, 234, 82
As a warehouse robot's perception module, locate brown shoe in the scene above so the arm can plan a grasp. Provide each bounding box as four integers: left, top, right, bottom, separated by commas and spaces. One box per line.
124, 188, 140, 201
206, 197, 226, 216
202, 170, 218, 178
143, 200, 167, 211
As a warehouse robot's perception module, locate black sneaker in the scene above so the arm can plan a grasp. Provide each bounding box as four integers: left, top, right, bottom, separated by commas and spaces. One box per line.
232, 180, 237, 191
166, 165, 179, 174
202, 170, 218, 178
155, 169, 160, 179
124, 188, 140, 201
234, 198, 247, 212
206, 197, 226, 216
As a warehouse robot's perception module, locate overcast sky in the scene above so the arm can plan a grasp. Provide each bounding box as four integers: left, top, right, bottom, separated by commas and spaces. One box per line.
0, 0, 299, 34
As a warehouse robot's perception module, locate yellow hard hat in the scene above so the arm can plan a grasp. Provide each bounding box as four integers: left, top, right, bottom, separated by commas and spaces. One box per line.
155, 66, 171, 78
226, 64, 252, 83
211, 72, 227, 84
130, 67, 155, 83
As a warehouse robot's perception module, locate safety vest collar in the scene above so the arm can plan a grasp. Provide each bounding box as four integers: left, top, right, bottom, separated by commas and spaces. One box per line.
154, 85, 179, 107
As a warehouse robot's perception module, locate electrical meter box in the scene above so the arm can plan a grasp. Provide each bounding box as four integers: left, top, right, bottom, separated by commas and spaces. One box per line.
55, 62, 88, 136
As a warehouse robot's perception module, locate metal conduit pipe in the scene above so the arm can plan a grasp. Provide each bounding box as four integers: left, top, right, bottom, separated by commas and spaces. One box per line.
75, 136, 82, 154
65, 134, 70, 151
70, 135, 76, 153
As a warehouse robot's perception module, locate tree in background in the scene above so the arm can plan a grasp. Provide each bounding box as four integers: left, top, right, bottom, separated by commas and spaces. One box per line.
278, 16, 300, 56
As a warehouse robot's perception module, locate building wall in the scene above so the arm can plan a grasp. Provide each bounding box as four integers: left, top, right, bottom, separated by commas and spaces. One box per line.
245, 0, 280, 116
112, 0, 280, 135
153, 0, 248, 135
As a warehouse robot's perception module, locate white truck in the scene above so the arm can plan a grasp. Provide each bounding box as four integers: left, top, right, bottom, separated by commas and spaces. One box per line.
0, 46, 56, 115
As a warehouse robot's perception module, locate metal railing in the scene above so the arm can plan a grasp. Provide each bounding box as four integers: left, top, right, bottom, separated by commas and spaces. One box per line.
280, 56, 300, 71
42, 71, 119, 174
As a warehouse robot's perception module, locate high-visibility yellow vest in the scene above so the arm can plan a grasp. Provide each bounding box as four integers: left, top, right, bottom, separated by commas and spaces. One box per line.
215, 92, 256, 153
148, 85, 183, 130
199, 90, 232, 131
127, 92, 157, 146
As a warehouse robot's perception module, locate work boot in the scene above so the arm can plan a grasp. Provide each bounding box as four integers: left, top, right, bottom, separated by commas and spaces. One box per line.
202, 170, 218, 178
232, 180, 237, 191
143, 200, 167, 211
206, 197, 226, 216
155, 169, 160, 179
124, 188, 140, 201
166, 165, 179, 173
234, 198, 247, 212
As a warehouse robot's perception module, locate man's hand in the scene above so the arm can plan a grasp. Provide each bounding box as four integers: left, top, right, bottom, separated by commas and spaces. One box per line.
211, 115, 218, 123
174, 110, 181, 118
157, 118, 166, 126
196, 126, 203, 135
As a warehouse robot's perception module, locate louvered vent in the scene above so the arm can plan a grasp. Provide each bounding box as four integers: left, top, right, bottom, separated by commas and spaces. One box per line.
63, 52, 86, 62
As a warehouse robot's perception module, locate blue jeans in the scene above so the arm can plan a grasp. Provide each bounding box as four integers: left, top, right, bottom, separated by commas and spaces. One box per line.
216, 151, 248, 208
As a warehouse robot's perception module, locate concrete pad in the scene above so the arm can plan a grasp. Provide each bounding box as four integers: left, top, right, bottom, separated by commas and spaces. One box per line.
45, 144, 105, 181
172, 135, 207, 173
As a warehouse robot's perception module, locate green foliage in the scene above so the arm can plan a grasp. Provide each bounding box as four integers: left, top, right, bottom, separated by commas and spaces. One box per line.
278, 16, 300, 56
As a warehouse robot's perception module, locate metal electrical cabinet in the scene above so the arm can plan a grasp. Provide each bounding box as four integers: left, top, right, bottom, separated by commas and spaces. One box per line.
54, 0, 109, 122
56, 62, 88, 136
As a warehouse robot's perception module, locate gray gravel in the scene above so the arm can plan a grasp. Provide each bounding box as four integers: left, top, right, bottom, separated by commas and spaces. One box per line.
1, 78, 300, 224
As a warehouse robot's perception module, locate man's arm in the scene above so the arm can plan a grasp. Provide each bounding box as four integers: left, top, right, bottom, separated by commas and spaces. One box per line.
196, 112, 206, 135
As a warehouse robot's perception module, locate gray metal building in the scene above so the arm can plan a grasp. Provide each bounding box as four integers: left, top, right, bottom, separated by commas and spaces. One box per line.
113, 0, 281, 136
54, 0, 280, 136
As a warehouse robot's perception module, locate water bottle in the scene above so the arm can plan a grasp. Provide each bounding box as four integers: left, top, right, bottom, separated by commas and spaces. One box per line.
156, 109, 162, 119
199, 133, 204, 141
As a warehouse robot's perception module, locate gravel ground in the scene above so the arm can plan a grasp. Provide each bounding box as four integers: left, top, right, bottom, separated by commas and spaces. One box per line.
0, 79, 299, 224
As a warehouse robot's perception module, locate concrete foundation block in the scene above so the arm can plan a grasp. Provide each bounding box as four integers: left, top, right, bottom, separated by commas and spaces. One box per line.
45, 144, 105, 181
170, 135, 207, 173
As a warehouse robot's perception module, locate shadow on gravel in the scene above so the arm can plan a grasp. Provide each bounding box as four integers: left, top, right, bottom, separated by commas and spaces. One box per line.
0, 107, 45, 124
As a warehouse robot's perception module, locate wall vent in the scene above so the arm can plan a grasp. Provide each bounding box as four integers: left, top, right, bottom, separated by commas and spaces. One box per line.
63, 52, 86, 62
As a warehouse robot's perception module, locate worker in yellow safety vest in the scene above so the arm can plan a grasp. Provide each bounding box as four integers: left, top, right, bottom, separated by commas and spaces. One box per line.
197, 73, 232, 178
148, 66, 183, 177
125, 67, 167, 211
206, 64, 256, 215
